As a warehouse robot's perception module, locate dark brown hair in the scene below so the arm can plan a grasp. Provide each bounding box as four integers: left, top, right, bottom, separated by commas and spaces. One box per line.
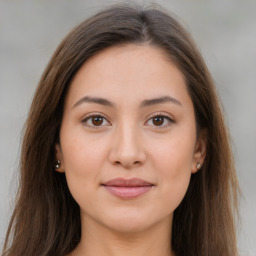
3, 3, 239, 256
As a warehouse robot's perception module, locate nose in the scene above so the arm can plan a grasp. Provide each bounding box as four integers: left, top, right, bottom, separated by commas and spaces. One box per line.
108, 123, 146, 169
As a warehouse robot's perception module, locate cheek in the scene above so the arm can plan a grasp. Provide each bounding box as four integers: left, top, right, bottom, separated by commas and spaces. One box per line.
150, 130, 195, 208
61, 124, 107, 171
152, 128, 195, 171
60, 129, 108, 204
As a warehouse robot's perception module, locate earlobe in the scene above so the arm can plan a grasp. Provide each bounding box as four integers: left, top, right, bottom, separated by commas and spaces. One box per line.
55, 143, 65, 173
192, 129, 207, 173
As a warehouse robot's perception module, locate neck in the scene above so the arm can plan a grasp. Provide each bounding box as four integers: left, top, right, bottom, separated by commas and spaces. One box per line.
71, 215, 174, 256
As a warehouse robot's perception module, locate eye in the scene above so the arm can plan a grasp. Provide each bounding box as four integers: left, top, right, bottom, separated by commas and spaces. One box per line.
146, 114, 174, 128
81, 114, 110, 128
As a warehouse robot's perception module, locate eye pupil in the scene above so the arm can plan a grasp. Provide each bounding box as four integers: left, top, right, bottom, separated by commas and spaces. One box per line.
153, 116, 164, 126
92, 116, 103, 126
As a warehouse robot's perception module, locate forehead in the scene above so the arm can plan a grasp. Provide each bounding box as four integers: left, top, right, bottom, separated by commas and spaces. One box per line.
65, 43, 190, 108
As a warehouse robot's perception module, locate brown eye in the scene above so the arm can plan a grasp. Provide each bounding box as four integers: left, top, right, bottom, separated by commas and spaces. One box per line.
91, 116, 104, 126
146, 114, 174, 128
152, 116, 164, 126
82, 114, 110, 128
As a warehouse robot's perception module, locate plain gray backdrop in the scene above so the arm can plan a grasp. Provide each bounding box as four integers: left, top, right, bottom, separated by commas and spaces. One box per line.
0, 0, 255, 255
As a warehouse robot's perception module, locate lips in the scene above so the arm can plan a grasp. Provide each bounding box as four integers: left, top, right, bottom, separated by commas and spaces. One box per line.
102, 178, 154, 199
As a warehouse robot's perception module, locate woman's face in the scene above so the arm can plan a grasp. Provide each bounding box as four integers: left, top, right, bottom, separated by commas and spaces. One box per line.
56, 44, 206, 234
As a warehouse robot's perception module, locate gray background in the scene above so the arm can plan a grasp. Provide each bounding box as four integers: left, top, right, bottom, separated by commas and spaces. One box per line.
0, 0, 255, 255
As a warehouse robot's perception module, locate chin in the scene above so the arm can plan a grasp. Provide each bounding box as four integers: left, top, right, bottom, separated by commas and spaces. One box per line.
100, 208, 166, 234
107, 219, 152, 234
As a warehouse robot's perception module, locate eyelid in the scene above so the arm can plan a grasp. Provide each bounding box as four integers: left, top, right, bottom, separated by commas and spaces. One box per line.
145, 112, 175, 128
81, 112, 175, 129
81, 113, 111, 128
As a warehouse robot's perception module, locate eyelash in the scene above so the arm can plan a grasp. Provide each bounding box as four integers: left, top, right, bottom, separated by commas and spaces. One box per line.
81, 112, 175, 129
81, 113, 110, 129
146, 113, 175, 128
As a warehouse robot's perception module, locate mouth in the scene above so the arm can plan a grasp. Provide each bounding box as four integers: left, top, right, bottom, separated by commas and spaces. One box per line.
101, 178, 154, 199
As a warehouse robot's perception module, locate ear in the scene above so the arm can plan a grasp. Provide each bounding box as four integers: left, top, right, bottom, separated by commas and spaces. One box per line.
55, 143, 65, 173
192, 129, 207, 173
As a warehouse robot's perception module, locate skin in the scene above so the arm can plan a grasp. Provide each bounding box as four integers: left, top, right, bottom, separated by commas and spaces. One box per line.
56, 44, 206, 256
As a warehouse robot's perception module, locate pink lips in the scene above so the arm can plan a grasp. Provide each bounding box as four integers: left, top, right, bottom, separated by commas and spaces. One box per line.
102, 178, 154, 199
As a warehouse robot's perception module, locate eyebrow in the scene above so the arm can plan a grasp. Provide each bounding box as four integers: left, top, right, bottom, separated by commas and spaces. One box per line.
73, 95, 182, 108
140, 96, 182, 107
73, 96, 114, 108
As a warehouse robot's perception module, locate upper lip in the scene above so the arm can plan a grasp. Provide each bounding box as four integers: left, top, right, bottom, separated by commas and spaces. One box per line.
102, 178, 154, 187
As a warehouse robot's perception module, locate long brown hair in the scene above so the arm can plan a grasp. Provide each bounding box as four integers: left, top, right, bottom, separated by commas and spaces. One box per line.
3, 3, 239, 256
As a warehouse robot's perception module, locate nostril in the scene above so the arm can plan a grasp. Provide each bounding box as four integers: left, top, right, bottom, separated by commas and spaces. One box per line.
114, 160, 141, 168
114, 161, 121, 165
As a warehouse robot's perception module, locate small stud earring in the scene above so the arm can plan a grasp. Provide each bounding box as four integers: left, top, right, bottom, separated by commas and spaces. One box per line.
55, 160, 61, 169
196, 163, 201, 170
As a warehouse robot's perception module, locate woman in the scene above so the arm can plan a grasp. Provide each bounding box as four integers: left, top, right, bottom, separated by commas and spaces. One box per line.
2, 4, 239, 256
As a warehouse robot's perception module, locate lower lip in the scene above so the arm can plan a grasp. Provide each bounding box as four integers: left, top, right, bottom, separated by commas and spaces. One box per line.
103, 185, 153, 199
